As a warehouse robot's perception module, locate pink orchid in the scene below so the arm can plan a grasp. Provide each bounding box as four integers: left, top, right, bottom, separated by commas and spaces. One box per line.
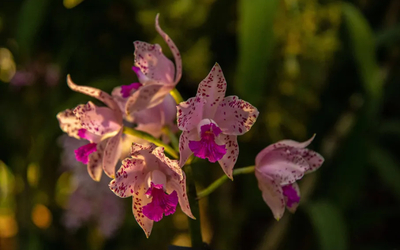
177, 63, 259, 178
255, 135, 324, 220
122, 14, 182, 116
109, 143, 194, 237
57, 75, 124, 181
113, 84, 177, 142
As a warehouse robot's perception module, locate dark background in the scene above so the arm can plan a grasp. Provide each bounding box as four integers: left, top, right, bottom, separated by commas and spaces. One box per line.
0, 0, 399, 249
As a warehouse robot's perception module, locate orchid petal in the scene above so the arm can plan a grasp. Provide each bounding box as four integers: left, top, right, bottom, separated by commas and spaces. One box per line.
67, 75, 121, 117
155, 14, 182, 84
132, 182, 154, 237
297, 149, 324, 173
73, 102, 122, 138
166, 172, 195, 219
57, 109, 82, 139
125, 84, 171, 114
255, 135, 316, 166
133, 41, 175, 84
87, 139, 108, 181
214, 96, 259, 135
255, 169, 285, 220
285, 182, 300, 213
178, 130, 199, 167
217, 134, 239, 179
102, 130, 123, 178
111, 86, 128, 113
151, 146, 182, 180
109, 157, 146, 198
177, 96, 206, 131
136, 123, 163, 139
133, 94, 176, 127
196, 63, 227, 118
256, 148, 309, 185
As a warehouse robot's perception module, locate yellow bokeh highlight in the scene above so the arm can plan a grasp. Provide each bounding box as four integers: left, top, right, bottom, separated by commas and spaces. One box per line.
0, 209, 18, 238
27, 163, 39, 187
171, 233, 191, 247
0, 161, 14, 201
31, 204, 52, 229
55, 172, 73, 208
63, 0, 84, 9
0, 48, 16, 83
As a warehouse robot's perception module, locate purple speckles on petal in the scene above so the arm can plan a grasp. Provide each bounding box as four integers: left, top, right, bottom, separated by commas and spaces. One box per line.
120, 83, 142, 98
189, 123, 227, 162
142, 183, 178, 222
74, 143, 98, 164
282, 184, 300, 208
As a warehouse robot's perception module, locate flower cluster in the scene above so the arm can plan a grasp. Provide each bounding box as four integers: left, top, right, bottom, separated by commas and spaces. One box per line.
57, 14, 324, 238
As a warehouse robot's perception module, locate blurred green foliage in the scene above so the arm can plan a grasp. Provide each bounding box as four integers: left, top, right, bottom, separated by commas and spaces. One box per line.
0, 0, 400, 249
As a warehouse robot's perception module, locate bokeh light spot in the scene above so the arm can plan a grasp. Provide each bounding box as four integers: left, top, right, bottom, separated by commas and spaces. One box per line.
31, 204, 52, 229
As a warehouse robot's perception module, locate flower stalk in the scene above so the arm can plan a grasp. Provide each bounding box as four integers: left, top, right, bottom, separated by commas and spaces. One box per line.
196, 166, 255, 199
183, 164, 203, 248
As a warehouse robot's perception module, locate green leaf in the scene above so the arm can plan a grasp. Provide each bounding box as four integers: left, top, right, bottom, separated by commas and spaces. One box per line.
370, 146, 400, 201
235, 0, 279, 105
342, 2, 382, 104
305, 201, 349, 250
16, 0, 50, 56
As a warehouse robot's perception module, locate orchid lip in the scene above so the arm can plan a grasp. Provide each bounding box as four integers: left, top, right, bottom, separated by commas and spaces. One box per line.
74, 143, 97, 164
282, 184, 300, 208
142, 182, 178, 222
189, 120, 227, 162
120, 82, 142, 98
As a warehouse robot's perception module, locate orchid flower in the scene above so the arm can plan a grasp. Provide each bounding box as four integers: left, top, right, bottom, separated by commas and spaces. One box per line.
109, 143, 194, 237
119, 14, 182, 116
254, 135, 324, 220
57, 75, 123, 181
177, 63, 259, 178
113, 84, 178, 142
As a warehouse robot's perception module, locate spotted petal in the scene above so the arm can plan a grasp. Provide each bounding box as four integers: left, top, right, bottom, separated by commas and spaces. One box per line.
73, 102, 122, 139
109, 157, 146, 198
132, 182, 154, 237
256, 147, 310, 186
155, 14, 182, 84
57, 109, 82, 139
134, 40, 175, 84
151, 146, 182, 180
255, 169, 285, 220
177, 96, 206, 131
102, 130, 123, 178
214, 96, 259, 135
166, 172, 195, 219
196, 63, 227, 118
87, 139, 108, 181
178, 130, 199, 167
255, 135, 316, 166
217, 134, 239, 179
67, 75, 121, 117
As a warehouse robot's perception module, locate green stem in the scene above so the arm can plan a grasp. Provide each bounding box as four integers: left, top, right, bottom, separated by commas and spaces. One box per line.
170, 88, 184, 104
196, 166, 255, 199
183, 164, 203, 248
162, 126, 180, 152
123, 127, 179, 159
